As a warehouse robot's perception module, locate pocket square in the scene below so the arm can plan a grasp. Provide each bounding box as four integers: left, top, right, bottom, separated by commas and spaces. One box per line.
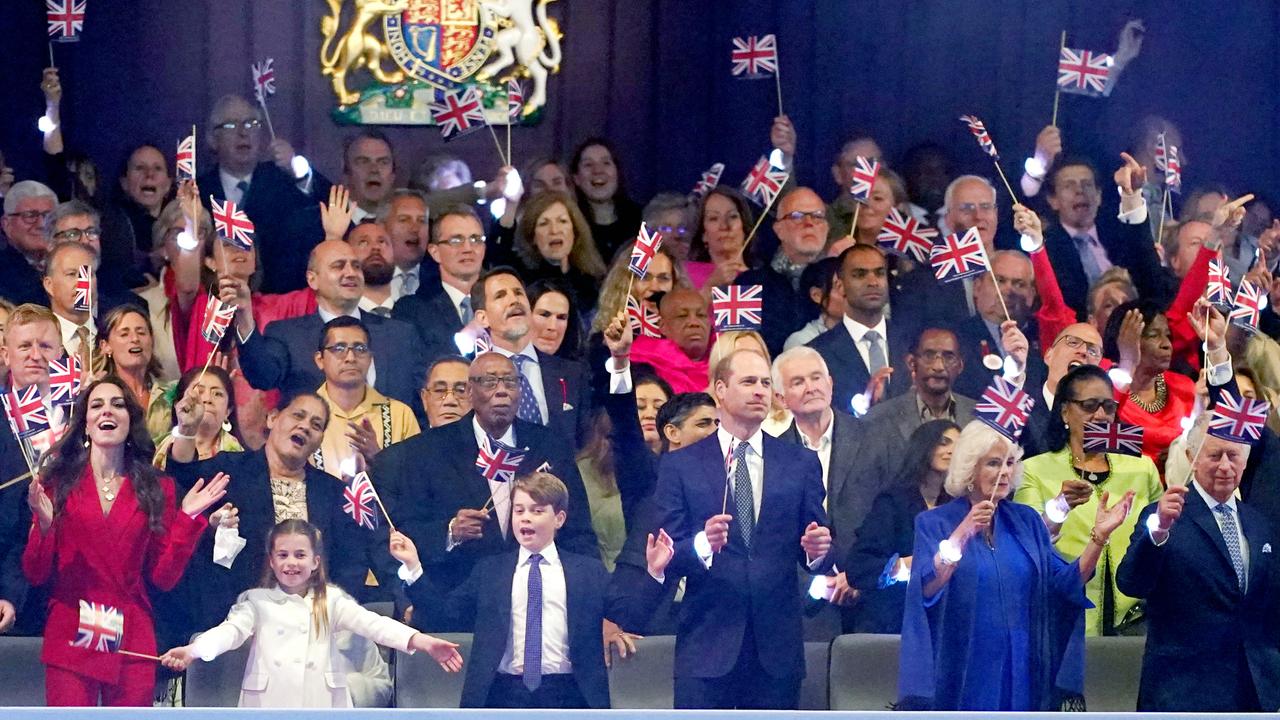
1264, 543, 1272, 554
562, 402, 574, 411
536, 461, 552, 473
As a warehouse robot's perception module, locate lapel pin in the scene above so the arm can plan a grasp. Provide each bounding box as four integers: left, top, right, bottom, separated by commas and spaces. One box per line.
1263, 543, 1272, 554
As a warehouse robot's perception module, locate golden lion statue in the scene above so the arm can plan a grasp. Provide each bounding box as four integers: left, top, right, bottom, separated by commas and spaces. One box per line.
320, 0, 409, 106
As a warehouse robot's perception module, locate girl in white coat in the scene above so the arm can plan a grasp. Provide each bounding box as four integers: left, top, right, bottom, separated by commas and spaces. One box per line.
160, 519, 462, 707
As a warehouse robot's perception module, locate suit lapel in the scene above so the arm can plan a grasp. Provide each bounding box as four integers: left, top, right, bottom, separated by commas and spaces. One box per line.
1239, 505, 1269, 593
827, 415, 856, 504
893, 396, 920, 446
757, 436, 784, 536
1185, 487, 1237, 581
537, 351, 565, 422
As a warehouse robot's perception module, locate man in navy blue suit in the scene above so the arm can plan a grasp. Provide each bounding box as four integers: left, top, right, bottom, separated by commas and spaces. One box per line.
235, 239, 425, 408
1117, 421, 1280, 712
655, 348, 833, 709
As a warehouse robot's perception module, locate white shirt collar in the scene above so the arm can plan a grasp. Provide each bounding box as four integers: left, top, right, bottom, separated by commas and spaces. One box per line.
440, 281, 468, 311
717, 425, 763, 459
219, 167, 252, 186
1042, 383, 1055, 410
1192, 480, 1238, 513
841, 313, 887, 344
797, 411, 834, 451
54, 312, 94, 348
352, 205, 378, 225
317, 306, 361, 324
472, 415, 516, 448
494, 342, 538, 364
518, 540, 560, 567
357, 295, 394, 314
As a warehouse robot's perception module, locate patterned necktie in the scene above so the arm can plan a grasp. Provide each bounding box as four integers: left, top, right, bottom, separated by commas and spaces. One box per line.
511, 354, 543, 424
402, 269, 418, 297
523, 553, 543, 691
369, 306, 391, 318
1073, 234, 1104, 285
460, 296, 473, 325
863, 329, 887, 374
733, 441, 755, 550
1214, 504, 1247, 591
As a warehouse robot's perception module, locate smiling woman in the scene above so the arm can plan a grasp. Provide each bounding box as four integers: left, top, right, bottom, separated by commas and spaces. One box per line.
97, 304, 175, 443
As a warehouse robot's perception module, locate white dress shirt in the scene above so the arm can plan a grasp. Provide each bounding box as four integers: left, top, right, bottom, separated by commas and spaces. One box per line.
500, 542, 572, 676
55, 313, 95, 356
795, 412, 834, 500
357, 295, 395, 316
390, 264, 420, 302
718, 426, 764, 522
493, 343, 548, 423
471, 417, 518, 538
440, 281, 469, 323
1192, 481, 1250, 585
317, 306, 377, 388
218, 168, 253, 205
352, 205, 377, 225
841, 314, 889, 373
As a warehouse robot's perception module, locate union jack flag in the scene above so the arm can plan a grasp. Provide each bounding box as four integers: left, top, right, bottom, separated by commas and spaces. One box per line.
1082, 421, 1144, 457
431, 87, 487, 141
473, 330, 492, 354
251, 58, 276, 103
1154, 132, 1170, 172
849, 156, 880, 203
201, 295, 238, 344
507, 79, 524, 121
975, 376, 1035, 441
930, 226, 989, 283
730, 35, 778, 77
342, 472, 379, 530
626, 294, 662, 338
175, 133, 196, 181
1206, 257, 1231, 306
2, 385, 50, 438
629, 222, 663, 279
711, 285, 763, 331
1164, 143, 1182, 192
73, 265, 92, 312
210, 197, 255, 251
1057, 47, 1113, 97
959, 115, 999, 158
476, 435, 525, 484
692, 163, 724, 198
1209, 391, 1270, 443
740, 156, 788, 207
1228, 279, 1264, 334
47, 0, 86, 42
71, 600, 123, 653
48, 353, 82, 406
877, 208, 938, 264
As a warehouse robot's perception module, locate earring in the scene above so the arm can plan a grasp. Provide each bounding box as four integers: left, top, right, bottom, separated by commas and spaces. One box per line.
83, 438, 90, 448
965, 483, 974, 493
222, 420, 232, 433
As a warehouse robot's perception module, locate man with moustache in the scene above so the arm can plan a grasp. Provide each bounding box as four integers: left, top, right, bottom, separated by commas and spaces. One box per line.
393, 204, 488, 361
346, 222, 397, 317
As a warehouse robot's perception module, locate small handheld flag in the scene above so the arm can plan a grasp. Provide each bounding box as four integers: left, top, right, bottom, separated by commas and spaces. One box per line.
730, 35, 778, 77
175, 133, 196, 181
73, 265, 92, 312
740, 156, 788, 207
47, 0, 86, 42
628, 223, 663, 279
476, 435, 525, 484
48, 353, 83, 406
1209, 391, 1270, 443
201, 295, 238, 344
975, 376, 1035, 441
210, 197, 255, 250
251, 58, 276, 103
431, 87, 487, 141
692, 163, 724, 198
930, 226, 989, 283
1082, 421, 1144, 457
2, 385, 52, 438
1154, 132, 1170, 172
342, 472, 379, 530
1057, 47, 1113, 97
1228, 279, 1264, 334
507, 79, 524, 121
848, 156, 880, 203
1206, 258, 1231, 306
71, 600, 123, 653
877, 208, 938, 263
1164, 144, 1182, 192
959, 115, 998, 158
711, 285, 764, 332
626, 295, 663, 338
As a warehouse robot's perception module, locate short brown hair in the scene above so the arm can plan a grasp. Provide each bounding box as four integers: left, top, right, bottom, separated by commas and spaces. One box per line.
512, 471, 569, 514
5, 303, 58, 336
712, 347, 768, 386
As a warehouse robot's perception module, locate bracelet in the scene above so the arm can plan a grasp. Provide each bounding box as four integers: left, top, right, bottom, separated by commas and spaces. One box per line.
171, 426, 197, 441
1089, 528, 1108, 547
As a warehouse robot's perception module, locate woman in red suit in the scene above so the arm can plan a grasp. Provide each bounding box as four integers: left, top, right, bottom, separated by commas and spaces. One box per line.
23, 376, 229, 706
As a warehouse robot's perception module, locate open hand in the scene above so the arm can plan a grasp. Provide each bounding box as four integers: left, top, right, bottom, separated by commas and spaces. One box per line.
319, 184, 354, 242
412, 633, 463, 672
181, 472, 231, 517
645, 529, 674, 576
1093, 490, 1135, 540
28, 480, 53, 532
346, 418, 380, 465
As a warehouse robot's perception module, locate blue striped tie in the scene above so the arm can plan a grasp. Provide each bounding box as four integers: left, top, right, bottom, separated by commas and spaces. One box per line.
523, 553, 543, 691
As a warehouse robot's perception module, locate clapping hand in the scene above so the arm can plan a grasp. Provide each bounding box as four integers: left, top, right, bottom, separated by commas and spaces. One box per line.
28, 480, 53, 533
1093, 490, 1136, 541
346, 418, 381, 466
800, 521, 832, 561
1116, 308, 1145, 377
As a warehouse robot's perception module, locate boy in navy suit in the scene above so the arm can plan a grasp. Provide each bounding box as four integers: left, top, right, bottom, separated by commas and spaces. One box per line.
391, 472, 672, 708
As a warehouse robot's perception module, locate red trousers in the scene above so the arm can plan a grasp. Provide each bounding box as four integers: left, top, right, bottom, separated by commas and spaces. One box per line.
45, 661, 155, 707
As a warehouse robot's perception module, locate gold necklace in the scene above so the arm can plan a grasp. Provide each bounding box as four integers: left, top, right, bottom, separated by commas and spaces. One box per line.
1128, 374, 1168, 413
100, 473, 121, 502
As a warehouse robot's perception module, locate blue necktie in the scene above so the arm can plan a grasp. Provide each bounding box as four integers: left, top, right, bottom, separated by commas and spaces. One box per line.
1214, 505, 1247, 591
511, 354, 543, 424
1073, 234, 1104, 285
733, 442, 755, 550
523, 553, 543, 691
460, 296, 473, 325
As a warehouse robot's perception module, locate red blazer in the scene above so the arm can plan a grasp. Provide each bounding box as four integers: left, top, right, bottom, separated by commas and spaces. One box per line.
22, 468, 205, 683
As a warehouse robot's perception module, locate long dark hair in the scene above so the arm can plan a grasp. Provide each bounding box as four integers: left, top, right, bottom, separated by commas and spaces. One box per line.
260, 519, 330, 638
171, 365, 241, 442
38, 376, 166, 532
1047, 364, 1114, 452
689, 186, 755, 263
527, 276, 583, 360
569, 136, 630, 206
894, 419, 961, 489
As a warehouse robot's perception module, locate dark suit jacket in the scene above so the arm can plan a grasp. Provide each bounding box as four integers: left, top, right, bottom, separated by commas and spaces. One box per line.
391, 281, 462, 362
1116, 487, 1280, 712
0, 429, 37, 633
1021, 392, 1054, 458
807, 320, 913, 413
407, 547, 662, 708
532, 350, 592, 450
734, 265, 816, 358
655, 432, 829, 680
372, 412, 597, 623
951, 314, 1050, 400
0, 245, 149, 315
602, 388, 659, 528
238, 310, 425, 409
198, 162, 328, 294
1042, 216, 1160, 317
893, 262, 976, 331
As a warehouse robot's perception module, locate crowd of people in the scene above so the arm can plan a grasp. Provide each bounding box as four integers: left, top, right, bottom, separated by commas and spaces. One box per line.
0, 62, 1277, 712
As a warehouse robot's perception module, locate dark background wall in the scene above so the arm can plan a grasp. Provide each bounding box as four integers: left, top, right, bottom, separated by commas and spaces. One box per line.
2, 1, 1277, 205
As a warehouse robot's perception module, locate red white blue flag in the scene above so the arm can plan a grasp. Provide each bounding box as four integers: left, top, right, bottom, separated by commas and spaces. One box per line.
1209, 391, 1270, 443
1082, 421, 1144, 456
73, 265, 92, 312
201, 295, 237, 344
628, 222, 663, 279
930, 226, 988, 283
692, 163, 724, 199
1057, 47, 1112, 97
2, 385, 51, 438
1228, 279, 1264, 334
432, 87, 487, 140
730, 35, 778, 78
47, 0, 86, 42
627, 295, 662, 338
711, 285, 763, 331
210, 197, 255, 251
1206, 257, 1231, 306
849, 156, 880, 203
176, 133, 196, 181
71, 600, 123, 653
878, 208, 938, 264
740, 156, 787, 207
251, 58, 276, 103
476, 435, 525, 484
959, 115, 999, 158
48, 353, 82, 406
975, 376, 1035, 441
1164, 144, 1182, 193
342, 472, 379, 530
507, 79, 524, 121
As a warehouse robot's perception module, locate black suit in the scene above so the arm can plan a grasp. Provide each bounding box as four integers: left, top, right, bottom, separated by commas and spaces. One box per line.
951, 314, 1049, 400
0, 430, 37, 634
521, 349, 592, 450
198, 162, 329, 294
238, 310, 425, 409
372, 412, 597, 627
391, 281, 462, 362
892, 263, 971, 331
733, 265, 815, 358
1117, 486, 1280, 711
1042, 216, 1160, 317
0, 245, 148, 315
407, 548, 661, 708
807, 319, 913, 413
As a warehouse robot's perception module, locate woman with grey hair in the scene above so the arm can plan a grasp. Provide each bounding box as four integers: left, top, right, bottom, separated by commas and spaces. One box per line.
897, 420, 1134, 711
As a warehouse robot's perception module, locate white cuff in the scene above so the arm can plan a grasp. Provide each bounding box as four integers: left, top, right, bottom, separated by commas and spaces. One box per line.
212, 526, 247, 570
398, 563, 424, 585
445, 524, 458, 552
1205, 352, 1234, 387
1117, 190, 1148, 225
647, 570, 665, 584
694, 531, 714, 569
605, 356, 633, 394
805, 553, 826, 570
235, 325, 254, 344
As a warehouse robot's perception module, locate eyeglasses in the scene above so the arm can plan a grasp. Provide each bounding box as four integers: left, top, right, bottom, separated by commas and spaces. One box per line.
954, 202, 997, 215
435, 234, 486, 247
916, 349, 961, 367
53, 227, 102, 242
322, 342, 371, 357
6, 209, 51, 224
469, 374, 520, 390
214, 119, 262, 132
1068, 397, 1119, 414
426, 382, 468, 400
655, 225, 689, 238
1055, 334, 1103, 359
781, 210, 827, 224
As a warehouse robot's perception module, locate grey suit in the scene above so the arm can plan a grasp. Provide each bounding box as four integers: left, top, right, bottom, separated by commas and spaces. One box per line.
862, 390, 976, 457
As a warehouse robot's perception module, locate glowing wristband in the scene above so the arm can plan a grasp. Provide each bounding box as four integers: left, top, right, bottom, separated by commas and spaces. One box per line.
1044, 494, 1071, 524
938, 538, 962, 565
1024, 156, 1046, 180
693, 531, 712, 559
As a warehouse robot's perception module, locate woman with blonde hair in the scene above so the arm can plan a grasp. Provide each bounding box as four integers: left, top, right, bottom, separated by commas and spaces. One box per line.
96, 304, 174, 442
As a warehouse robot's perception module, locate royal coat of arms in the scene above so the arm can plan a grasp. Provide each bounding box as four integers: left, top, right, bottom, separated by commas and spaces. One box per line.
319, 0, 562, 125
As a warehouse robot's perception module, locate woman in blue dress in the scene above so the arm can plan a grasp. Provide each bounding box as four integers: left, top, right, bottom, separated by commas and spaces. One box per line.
898, 420, 1134, 711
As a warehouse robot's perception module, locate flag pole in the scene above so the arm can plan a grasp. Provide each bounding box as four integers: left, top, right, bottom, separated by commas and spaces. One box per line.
257, 93, 276, 141
742, 173, 790, 256
486, 123, 508, 167
367, 479, 396, 533
48, 43, 56, 69
1051, 30, 1066, 128
850, 203, 861, 244
1156, 186, 1169, 252
118, 650, 163, 662
774, 69, 784, 118
991, 160, 1019, 204
0, 469, 34, 493
191, 124, 197, 179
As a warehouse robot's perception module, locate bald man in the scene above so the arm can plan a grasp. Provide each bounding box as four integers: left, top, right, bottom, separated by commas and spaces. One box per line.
237, 239, 427, 408
1020, 322, 1106, 456
735, 187, 828, 355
